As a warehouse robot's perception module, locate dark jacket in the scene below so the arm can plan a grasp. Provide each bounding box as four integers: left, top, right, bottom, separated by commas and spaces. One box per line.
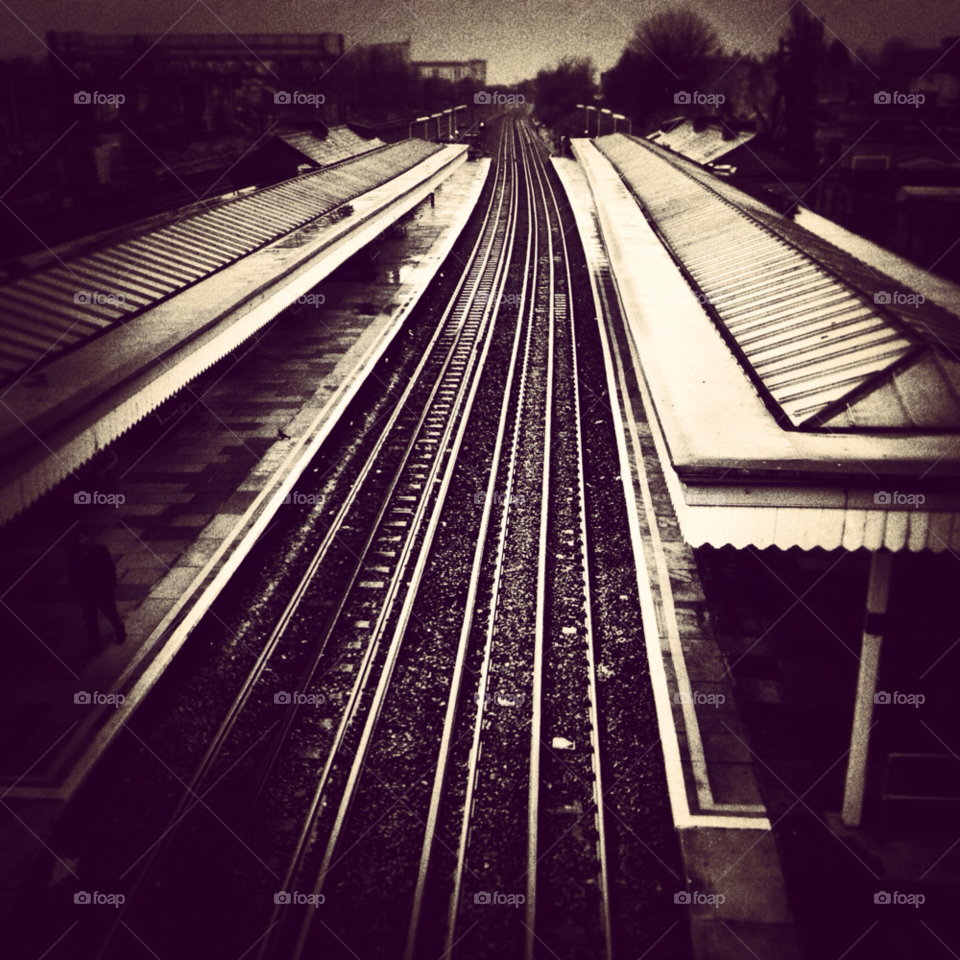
66, 543, 117, 596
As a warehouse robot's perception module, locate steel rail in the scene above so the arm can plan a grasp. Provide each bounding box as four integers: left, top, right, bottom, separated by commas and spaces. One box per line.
398, 117, 534, 960
95, 139, 508, 960
439, 116, 547, 959
523, 119, 614, 960
286, 121, 524, 960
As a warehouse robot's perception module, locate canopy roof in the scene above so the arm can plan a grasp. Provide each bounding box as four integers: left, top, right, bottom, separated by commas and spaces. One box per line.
279, 127, 385, 167
597, 133, 960, 431
571, 137, 960, 552
0, 140, 437, 385
647, 118, 756, 165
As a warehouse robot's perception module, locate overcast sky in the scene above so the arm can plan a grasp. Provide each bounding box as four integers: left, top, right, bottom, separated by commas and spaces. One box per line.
2, 0, 959, 84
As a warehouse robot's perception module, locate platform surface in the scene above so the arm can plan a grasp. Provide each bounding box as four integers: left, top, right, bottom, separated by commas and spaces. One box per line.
0, 158, 489, 801
0, 144, 467, 527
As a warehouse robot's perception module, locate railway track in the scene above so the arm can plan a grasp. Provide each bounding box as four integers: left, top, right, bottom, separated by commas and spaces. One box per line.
425, 118, 613, 960
278, 118, 615, 960
33, 115, 690, 960
93, 122, 517, 960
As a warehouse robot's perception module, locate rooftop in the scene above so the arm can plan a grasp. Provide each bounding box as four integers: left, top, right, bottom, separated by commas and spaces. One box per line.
0, 140, 434, 385
278, 128, 385, 167
597, 133, 960, 432
646, 118, 757, 165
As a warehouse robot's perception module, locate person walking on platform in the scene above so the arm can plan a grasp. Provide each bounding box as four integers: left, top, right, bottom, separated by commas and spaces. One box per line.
66, 529, 126, 648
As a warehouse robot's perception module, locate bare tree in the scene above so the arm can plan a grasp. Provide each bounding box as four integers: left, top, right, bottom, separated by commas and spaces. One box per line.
533, 56, 597, 129
746, 53, 783, 136
628, 7, 721, 79
605, 7, 722, 128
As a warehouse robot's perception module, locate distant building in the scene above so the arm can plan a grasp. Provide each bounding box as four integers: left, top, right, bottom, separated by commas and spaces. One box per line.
46, 31, 345, 136
901, 36, 960, 108
47, 31, 345, 65
369, 39, 412, 63
413, 60, 487, 84
311, 37, 486, 86
0, 33, 348, 256
807, 35, 960, 282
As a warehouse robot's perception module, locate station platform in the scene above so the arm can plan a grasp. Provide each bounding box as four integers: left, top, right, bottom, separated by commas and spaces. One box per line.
569, 137, 960, 552
554, 156, 799, 959
0, 158, 488, 913
0, 140, 467, 528
557, 134, 960, 959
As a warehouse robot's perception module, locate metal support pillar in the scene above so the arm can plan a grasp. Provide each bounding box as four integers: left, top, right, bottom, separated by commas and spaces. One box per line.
842, 550, 894, 827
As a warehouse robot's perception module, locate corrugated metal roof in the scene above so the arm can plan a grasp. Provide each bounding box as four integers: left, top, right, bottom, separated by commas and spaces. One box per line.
565, 139, 960, 554
280, 127, 386, 167
596, 133, 960, 431
0, 139, 438, 384
647, 119, 756, 165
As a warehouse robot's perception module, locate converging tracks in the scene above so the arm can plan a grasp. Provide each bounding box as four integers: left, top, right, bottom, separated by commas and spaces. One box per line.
96, 121, 518, 960
81, 116, 653, 960
280, 118, 615, 960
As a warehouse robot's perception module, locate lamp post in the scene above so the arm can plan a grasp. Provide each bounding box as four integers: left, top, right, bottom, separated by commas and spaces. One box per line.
582, 105, 596, 137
